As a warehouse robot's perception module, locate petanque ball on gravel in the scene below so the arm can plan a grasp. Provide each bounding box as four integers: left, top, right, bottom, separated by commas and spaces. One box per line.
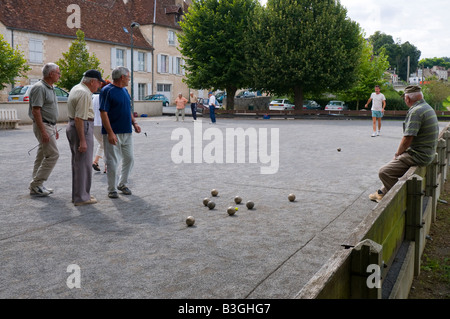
246, 201, 254, 209
211, 189, 218, 197
227, 206, 236, 216
288, 193, 296, 202
186, 216, 195, 226
234, 196, 242, 204
207, 201, 216, 210
203, 198, 210, 206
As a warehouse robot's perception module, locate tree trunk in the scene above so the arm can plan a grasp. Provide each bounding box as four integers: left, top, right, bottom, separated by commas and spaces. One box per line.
225, 86, 237, 110
294, 85, 304, 111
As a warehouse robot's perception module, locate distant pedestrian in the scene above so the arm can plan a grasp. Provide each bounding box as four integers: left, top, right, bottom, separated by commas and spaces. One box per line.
190, 92, 198, 120
100, 66, 141, 199
66, 69, 105, 206
208, 92, 218, 124
365, 85, 386, 137
174, 92, 188, 121
369, 85, 439, 202
92, 80, 111, 173
28, 63, 61, 197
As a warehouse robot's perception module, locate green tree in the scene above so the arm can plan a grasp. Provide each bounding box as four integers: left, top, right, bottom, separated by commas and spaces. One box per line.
369, 31, 421, 81
419, 57, 450, 69
0, 33, 30, 90
422, 80, 450, 110
341, 41, 389, 109
56, 30, 102, 91
246, 0, 363, 109
178, 0, 258, 109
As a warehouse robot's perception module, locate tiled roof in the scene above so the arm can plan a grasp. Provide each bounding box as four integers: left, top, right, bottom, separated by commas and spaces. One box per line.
0, 0, 186, 50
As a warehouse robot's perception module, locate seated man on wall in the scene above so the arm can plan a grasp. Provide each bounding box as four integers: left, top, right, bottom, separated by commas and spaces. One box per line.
369, 85, 439, 202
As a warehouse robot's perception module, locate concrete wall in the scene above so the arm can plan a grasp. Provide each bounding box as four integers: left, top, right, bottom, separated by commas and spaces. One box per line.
0, 100, 162, 125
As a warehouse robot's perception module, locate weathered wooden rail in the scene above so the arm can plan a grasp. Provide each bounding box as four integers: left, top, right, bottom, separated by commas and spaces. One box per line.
295, 122, 450, 299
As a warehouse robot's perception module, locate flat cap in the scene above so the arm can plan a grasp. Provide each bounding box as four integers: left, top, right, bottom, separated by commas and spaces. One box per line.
402, 85, 421, 97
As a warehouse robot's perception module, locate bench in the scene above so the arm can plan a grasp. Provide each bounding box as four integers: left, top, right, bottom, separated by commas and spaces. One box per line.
0, 109, 20, 129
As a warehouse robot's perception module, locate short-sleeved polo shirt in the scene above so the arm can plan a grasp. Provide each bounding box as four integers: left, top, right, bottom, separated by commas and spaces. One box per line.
67, 82, 94, 120
403, 99, 439, 166
28, 80, 59, 124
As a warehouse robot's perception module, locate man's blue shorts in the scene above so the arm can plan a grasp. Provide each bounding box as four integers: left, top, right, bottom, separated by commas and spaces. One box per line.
372, 111, 383, 118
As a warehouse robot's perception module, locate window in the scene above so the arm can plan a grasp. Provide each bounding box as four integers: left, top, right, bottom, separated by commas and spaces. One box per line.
168, 31, 175, 46
157, 84, 171, 92
175, 57, 182, 75
29, 39, 43, 63
138, 83, 146, 100
138, 52, 145, 71
116, 49, 124, 67
159, 54, 168, 73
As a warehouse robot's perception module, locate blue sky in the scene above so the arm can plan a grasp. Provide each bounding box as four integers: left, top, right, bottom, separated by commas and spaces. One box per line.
259, 0, 449, 59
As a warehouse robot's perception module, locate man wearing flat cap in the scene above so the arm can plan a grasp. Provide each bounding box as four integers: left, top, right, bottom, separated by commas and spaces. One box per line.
66, 69, 105, 206
369, 85, 439, 202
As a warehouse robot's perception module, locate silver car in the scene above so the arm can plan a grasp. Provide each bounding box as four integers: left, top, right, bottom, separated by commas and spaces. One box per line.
8, 85, 69, 102
324, 100, 348, 111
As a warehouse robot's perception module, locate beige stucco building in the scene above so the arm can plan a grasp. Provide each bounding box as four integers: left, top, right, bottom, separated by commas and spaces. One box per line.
0, 0, 201, 103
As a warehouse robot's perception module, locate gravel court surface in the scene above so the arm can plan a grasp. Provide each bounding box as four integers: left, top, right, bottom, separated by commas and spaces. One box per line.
0, 116, 447, 298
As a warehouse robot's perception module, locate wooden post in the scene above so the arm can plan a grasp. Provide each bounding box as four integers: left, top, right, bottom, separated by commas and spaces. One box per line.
426, 153, 439, 222
406, 175, 424, 276
438, 138, 446, 187
350, 239, 383, 299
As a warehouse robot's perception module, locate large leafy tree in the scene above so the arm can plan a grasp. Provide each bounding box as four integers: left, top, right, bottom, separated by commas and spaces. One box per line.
369, 31, 421, 81
341, 41, 389, 109
246, 0, 363, 109
0, 33, 30, 90
56, 30, 102, 91
178, 0, 258, 109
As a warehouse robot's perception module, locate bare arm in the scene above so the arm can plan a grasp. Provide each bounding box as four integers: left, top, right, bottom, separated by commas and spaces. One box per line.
394, 136, 414, 159
100, 110, 117, 145
131, 112, 141, 134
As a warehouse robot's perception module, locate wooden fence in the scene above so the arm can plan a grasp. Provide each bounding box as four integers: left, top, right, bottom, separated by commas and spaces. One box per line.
295, 123, 450, 299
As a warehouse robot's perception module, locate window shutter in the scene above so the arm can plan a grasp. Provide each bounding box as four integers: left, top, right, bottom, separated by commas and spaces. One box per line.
111, 48, 116, 69
168, 56, 173, 74
134, 51, 139, 71
147, 83, 152, 95
157, 54, 162, 73
126, 50, 131, 68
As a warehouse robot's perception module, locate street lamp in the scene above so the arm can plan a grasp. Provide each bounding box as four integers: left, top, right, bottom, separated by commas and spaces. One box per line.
123, 22, 140, 111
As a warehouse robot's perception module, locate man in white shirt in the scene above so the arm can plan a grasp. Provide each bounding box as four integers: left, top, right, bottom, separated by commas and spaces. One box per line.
66, 69, 105, 206
365, 85, 386, 137
208, 92, 217, 124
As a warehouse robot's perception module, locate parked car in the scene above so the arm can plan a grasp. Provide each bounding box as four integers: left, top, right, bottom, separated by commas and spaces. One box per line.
8, 85, 69, 102
196, 97, 220, 113
235, 90, 256, 98
269, 99, 295, 110
216, 91, 226, 104
303, 100, 322, 110
324, 100, 348, 111
143, 94, 169, 106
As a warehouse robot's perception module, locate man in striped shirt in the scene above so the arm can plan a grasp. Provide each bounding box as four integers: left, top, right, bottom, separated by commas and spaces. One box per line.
369, 85, 439, 202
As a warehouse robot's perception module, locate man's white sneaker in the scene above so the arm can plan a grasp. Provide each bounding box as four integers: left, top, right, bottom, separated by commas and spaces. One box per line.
42, 186, 54, 194
30, 186, 50, 197
371, 132, 376, 137
377, 131, 380, 136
